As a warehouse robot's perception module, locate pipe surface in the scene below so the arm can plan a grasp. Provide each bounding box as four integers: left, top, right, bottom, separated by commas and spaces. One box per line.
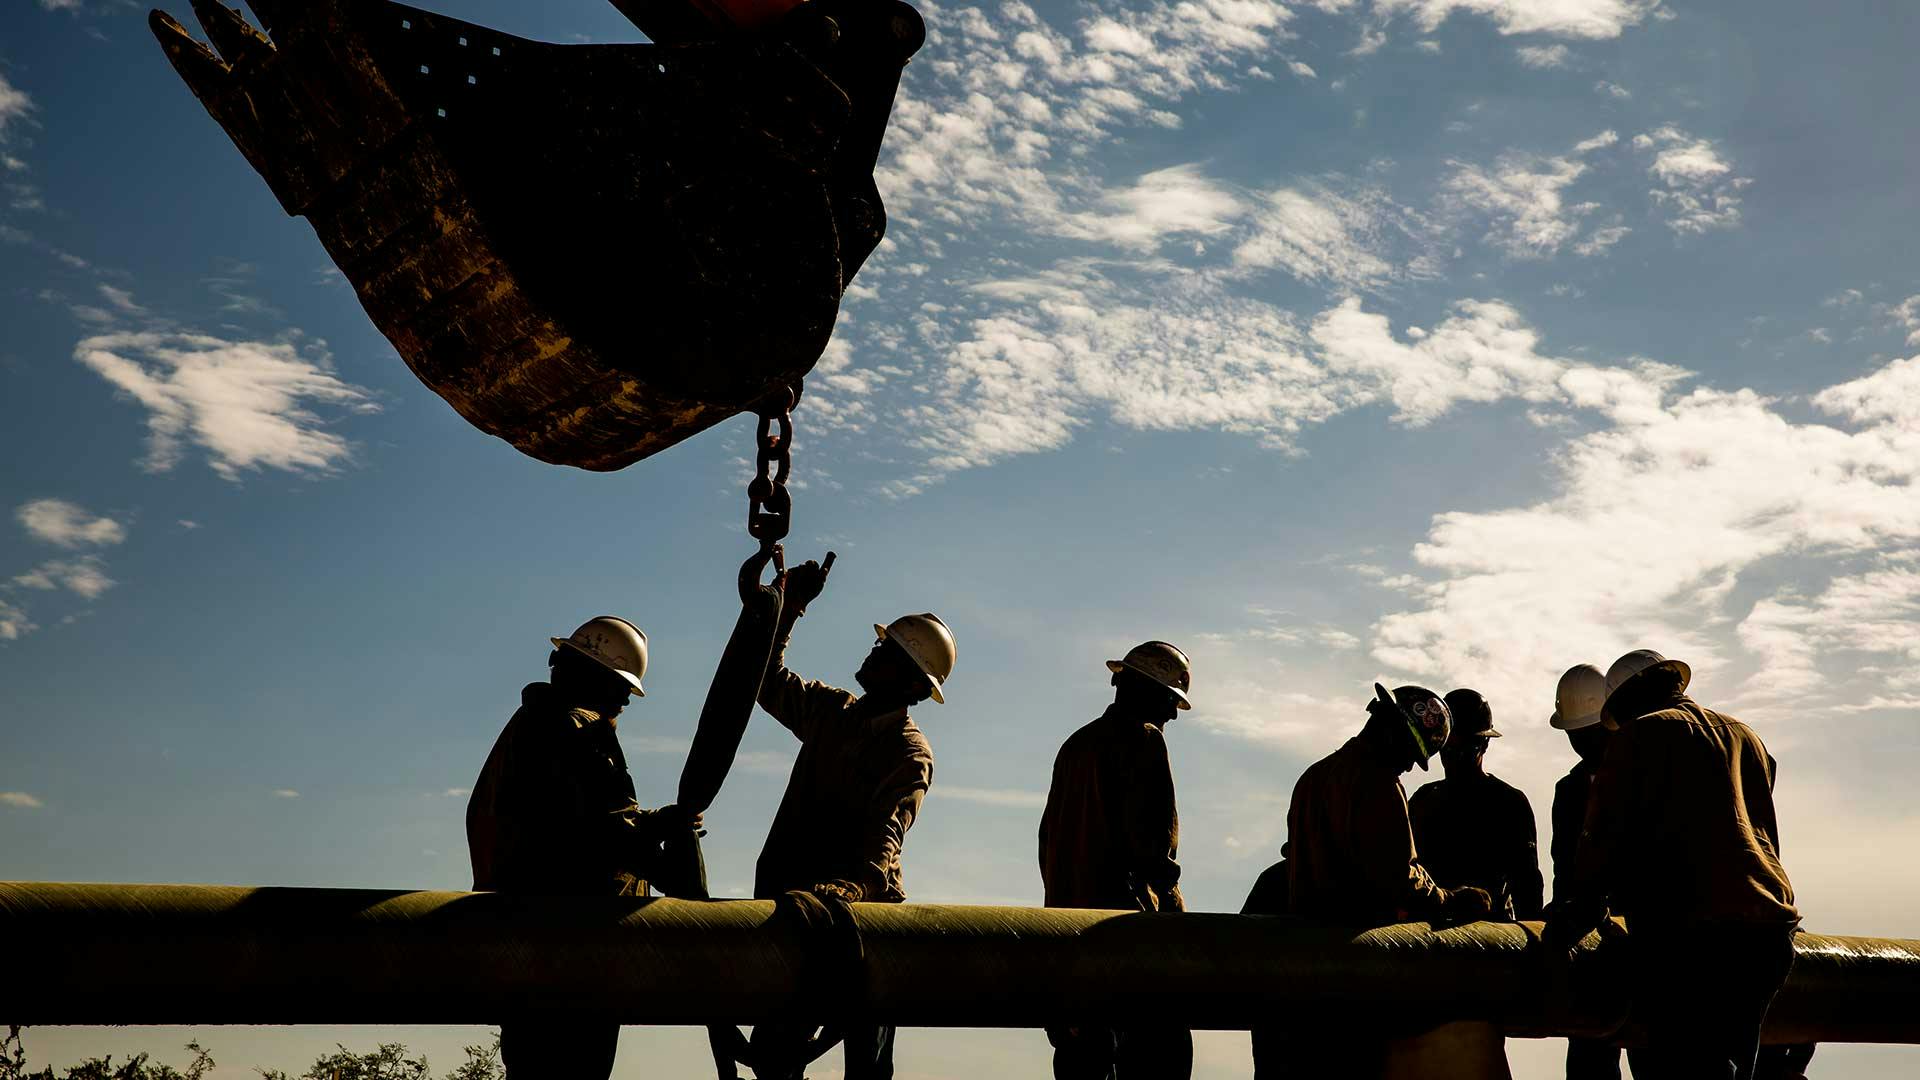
4, 883, 1916, 1044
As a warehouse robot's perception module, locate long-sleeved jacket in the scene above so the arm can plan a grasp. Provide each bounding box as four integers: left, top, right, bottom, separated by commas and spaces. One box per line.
1286, 734, 1449, 925
466, 682, 669, 896
1037, 706, 1184, 912
753, 633, 933, 903
1408, 773, 1543, 919
1566, 694, 1797, 931
1550, 759, 1598, 903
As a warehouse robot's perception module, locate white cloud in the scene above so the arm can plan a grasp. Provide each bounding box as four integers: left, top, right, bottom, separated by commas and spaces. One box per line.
13, 557, 115, 599
272, 789, 300, 799
442, 787, 472, 798
17, 499, 126, 548
1310, 296, 1570, 424
1372, 0, 1664, 39
937, 785, 1049, 808
1515, 44, 1571, 68
1368, 353, 1920, 722
0, 74, 31, 138
0, 791, 45, 808
0, 599, 34, 641
1883, 296, 1920, 348
38, 0, 86, 10
1633, 125, 1749, 233
1443, 143, 1598, 258
97, 284, 147, 317
74, 331, 378, 479
1066, 164, 1247, 252
1231, 184, 1414, 288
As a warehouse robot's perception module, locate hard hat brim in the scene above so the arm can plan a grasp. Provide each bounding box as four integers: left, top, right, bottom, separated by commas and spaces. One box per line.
877, 623, 946, 705
551, 638, 645, 696
1550, 708, 1603, 731
1106, 659, 1192, 710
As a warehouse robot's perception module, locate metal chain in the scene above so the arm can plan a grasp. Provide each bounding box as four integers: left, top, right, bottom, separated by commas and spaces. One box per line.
745, 387, 798, 581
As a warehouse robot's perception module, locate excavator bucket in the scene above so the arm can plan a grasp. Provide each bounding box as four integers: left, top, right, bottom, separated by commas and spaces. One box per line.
150, 0, 923, 470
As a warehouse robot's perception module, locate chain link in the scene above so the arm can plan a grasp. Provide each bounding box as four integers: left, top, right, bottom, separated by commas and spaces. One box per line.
746, 387, 799, 574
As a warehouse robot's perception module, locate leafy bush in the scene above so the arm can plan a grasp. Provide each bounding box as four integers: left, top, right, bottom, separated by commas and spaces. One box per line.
2, 1029, 499, 1080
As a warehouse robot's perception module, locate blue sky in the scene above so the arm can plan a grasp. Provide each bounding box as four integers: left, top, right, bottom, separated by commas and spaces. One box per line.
3, 0, 1918, 1076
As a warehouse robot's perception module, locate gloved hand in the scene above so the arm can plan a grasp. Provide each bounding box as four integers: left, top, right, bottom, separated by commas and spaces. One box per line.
1442, 886, 1494, 921
779, 556, 833, 615
810, 879, 865, 905
647, 803, 706, 837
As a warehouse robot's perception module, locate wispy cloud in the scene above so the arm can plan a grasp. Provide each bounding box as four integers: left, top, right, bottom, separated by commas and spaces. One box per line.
1515, 44, 1571, 68
1442, 131, 1620, 258
13, 557, 115, 600
75, 330, 379, 479
0, 74, 32, 138
272, 789, 300, 799
1634, 125, 1750, 233
0, 791, 45, 809
17, 498, 125, 548
937, 785, 1048, 808
1372, 0, 1664, 39
0, 599, 33, 641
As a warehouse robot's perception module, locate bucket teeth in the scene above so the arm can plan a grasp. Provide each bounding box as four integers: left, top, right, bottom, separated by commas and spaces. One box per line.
149, 9, 233, 100
188, 0, 274, 67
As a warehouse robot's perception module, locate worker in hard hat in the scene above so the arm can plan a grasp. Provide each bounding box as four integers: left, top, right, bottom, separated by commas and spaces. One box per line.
1408, 689, 1544, 921
466, 616, 701, 1080
751, 557, 950, 1080
1544, 650, 1799, 1080
1258, 684, 1493, 1078
1038, 641, 1196, 1080
1544, 663, 1627, 1080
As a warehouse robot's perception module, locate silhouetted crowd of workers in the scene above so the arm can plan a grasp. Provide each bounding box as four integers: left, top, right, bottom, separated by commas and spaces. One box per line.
466, 557, 1806, 1080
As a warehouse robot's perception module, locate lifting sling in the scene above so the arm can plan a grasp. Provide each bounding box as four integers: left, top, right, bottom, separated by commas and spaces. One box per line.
152, 0, 922, 469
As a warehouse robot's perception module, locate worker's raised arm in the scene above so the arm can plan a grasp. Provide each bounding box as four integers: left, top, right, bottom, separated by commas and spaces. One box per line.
756, 557, 842, 741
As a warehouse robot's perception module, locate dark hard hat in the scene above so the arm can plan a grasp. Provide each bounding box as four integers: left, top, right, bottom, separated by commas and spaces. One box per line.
1443, 688, 1499, 738
1374, 683, 1451, 771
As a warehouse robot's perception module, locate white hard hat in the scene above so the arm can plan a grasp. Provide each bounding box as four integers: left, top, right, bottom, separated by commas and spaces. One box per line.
1601, 649, 1691, 727
1605, 649, 1691, 693
551, 616, 649, 696
1550, 663, 1609, 730
1107, 641, 1193, 710
874, 613, 955, 704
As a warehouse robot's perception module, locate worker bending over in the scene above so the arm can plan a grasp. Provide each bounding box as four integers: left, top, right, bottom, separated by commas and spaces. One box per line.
1039, 641, 1196, 1080
466, 616, 700, 1080
753, 556, 955, 1080
1257, 684, 1492, 1079
1545, 650, 1798, 1080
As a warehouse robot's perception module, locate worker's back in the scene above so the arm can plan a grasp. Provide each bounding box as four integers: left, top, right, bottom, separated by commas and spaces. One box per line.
1039, 709, 1181, 912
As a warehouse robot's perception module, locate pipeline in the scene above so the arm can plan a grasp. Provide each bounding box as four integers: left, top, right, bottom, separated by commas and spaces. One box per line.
3, 882, 1917, 1045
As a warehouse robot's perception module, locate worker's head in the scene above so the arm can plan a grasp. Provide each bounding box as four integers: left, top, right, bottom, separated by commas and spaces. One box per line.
1366, 683, 1450, 775
1439, 689, 1497, 776
1106, 641, 1193, 723
547, 616, 648, 720
1601, 649, 1691, 730
1549, 663, 1611, 761
858, 613, 955, 709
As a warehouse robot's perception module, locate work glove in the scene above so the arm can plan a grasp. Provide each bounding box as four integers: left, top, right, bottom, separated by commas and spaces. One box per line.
1441, 886, 1494, 922
779, 557, 833, 615
810, 879, 865, 905
643, 803, 706, 839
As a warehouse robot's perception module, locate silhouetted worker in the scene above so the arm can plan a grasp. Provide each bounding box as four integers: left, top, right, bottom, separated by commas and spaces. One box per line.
1257, 684, 1492, 1079
1544, 650, 1799, 1080
466, 616, 700, 1080
1546, 662, 1625, 1080
1408, 688, 1543, 921
1038, 641, 1196, 1080
753, 557, 954, 1080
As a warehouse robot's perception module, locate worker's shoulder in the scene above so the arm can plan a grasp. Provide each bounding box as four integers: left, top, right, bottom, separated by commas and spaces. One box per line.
1482, 773, 1530, 800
